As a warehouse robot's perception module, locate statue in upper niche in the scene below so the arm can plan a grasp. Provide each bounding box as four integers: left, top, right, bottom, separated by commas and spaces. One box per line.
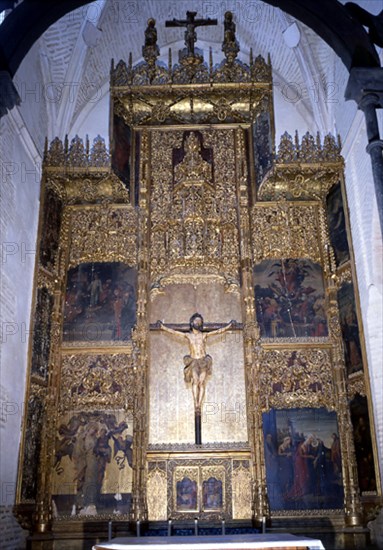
174, 133, 212, 184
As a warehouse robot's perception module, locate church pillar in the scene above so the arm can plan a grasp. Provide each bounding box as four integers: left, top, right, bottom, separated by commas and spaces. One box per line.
345, 68, 383, 235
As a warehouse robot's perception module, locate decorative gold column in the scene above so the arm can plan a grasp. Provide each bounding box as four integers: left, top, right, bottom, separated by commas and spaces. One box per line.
132, 129, 150, 520
320, 205, 362, 526
34, 274, 66, 533
235, 127, 268, 521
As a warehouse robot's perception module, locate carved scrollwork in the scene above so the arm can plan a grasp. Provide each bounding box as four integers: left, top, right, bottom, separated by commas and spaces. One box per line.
347, 374, 366, 399
336, 263, 353, 285
251, 203, 321, 263
257, 348, 335, 410
68, 206, 138, 267
59, 352, 137, 411
111, 48, 271, 87
260, 132, 343, 201
64, 173, 129, 205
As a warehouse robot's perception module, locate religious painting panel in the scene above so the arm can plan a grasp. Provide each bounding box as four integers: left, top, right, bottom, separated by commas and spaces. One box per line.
326, 183, 350, 267
201, 466, 225, 512
20, 394, 44, 501
52, 410, 133, 517
168, 458, 233, 519
31, 287, 53, 379
39, 186, 63, 271
63, 262, 137, 343
252, 111, 273, 192
111, 113, 131, 189
262, 408, 344, 511
174, 467, 199, 512
337, 282, 363, 375
350, 394, 377, 494
254, 259, 328, 338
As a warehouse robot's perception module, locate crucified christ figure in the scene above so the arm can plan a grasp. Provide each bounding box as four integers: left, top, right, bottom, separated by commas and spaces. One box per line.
160, 313, 233, 411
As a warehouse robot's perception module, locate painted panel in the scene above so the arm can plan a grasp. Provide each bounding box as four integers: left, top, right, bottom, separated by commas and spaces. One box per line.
326, 183, 350, 267
255, 259, 328, 338
40, 187, 63, 270
350, 395, 377, 494
63, 262, 136, 343
52, 411, 133, 516
338, 282, 363, 375
32, 287, 53, 379
262, 408, 344, 510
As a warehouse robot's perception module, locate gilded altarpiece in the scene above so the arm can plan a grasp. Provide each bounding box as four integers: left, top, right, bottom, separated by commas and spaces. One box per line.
16, 13, 380, 542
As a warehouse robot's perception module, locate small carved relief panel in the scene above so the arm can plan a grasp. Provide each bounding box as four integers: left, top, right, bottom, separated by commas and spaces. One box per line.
147, 463, 168, 520
258, 349, 334, 410
68, 206, 138, 267
251, 203, 321, 263
59, 353, 137, 412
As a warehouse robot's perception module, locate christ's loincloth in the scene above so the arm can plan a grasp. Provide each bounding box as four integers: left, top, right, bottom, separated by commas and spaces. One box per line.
183, 355, 212, 383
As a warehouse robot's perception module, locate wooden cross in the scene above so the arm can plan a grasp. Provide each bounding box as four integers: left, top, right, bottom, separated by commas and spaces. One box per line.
165, 11, 218, 57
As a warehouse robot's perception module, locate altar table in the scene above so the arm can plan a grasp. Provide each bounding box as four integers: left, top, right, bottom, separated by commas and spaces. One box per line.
93, 533, 325, 550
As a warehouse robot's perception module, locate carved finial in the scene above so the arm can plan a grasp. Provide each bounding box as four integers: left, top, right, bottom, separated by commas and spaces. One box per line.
43, 136, 48, 161
277, 132, 296, 163
168, 48, 172, 80
294, 130, 300, 157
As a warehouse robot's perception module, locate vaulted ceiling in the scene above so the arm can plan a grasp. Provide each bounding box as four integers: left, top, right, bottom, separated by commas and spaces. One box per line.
2, 0, 382, 151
